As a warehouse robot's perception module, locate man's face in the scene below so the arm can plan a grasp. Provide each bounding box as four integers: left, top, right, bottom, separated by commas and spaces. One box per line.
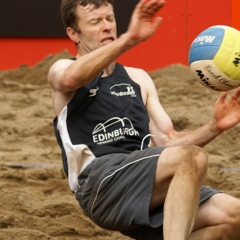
76, 3, 117, 54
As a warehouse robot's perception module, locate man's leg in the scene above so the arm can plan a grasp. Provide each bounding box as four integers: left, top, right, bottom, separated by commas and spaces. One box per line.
150, 146, 208, 240
190, 193, 240, 240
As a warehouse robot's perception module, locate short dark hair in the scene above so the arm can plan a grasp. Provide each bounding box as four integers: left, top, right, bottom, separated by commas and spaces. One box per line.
61, 0, 114, 32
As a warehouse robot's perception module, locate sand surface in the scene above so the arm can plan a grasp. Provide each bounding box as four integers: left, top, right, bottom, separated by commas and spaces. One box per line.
1, 51, 240, 240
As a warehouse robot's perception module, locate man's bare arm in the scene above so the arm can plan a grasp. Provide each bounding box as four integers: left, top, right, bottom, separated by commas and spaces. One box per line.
141, 71, 240, 147
48, 0, 165, 93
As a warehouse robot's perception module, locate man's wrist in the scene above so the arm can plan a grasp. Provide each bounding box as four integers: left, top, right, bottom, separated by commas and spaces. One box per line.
210, 118, 223, 135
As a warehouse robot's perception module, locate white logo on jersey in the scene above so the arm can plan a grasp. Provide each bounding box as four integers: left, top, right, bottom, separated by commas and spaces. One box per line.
110, 83, 136, 97
89, 87, 99, 97
92, 117, 139, 145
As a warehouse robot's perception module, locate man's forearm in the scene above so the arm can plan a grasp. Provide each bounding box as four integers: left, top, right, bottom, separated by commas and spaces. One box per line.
165, 119, 223, 148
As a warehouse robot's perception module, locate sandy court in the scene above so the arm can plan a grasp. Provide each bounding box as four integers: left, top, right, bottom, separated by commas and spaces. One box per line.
0, 51, 240, 239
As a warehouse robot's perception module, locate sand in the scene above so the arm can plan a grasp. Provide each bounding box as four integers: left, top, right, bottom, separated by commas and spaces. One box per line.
0, 51, 240, 240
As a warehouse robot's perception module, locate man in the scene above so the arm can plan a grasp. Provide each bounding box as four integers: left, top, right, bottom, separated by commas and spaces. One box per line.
48, 0, 240, 239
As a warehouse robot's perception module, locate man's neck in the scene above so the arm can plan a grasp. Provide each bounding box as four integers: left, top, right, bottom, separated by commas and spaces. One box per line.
102, 62, 116, 77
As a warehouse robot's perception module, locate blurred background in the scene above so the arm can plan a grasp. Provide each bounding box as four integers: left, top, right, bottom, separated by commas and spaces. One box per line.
0, 0, 239, 71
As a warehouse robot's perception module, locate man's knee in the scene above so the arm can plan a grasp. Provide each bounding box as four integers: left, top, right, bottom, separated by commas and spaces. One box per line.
181, 145, 208, 171
196, 194, 240, 239
218, 211, 240, 239
224, 201, 240, 238
160, 145, 208, 177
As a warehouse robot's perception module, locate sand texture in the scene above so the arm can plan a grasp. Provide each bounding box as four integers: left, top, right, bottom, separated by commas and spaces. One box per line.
0, 51, 240, 239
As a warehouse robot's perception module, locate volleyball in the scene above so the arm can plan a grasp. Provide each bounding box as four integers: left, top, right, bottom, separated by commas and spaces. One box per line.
188, 25, 240, 91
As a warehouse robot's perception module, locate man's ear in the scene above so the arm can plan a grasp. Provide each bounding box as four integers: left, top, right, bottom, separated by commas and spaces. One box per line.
66, 27, 80, 44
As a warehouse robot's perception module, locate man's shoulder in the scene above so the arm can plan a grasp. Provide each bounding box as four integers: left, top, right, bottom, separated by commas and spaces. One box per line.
123, 65, 145, 73
123, 65, 150, 80
51, 58, 74, 68
48, 58, 75, 78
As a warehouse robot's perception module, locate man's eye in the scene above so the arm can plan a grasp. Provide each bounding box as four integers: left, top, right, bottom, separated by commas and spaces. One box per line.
108, 17, 114, 22
90, 20, 99, 25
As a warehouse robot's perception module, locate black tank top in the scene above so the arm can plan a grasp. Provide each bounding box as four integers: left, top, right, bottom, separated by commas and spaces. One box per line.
54, 63, 151, 191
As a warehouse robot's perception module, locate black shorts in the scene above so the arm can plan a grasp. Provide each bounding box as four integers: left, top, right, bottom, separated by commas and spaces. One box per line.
75, 146, 220, 239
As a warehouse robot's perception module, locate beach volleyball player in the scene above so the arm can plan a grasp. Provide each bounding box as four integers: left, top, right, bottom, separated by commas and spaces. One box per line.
48, 0, 240, 239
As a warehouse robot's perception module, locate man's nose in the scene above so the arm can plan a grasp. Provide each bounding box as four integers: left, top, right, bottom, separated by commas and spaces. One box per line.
102, 19, 112, 31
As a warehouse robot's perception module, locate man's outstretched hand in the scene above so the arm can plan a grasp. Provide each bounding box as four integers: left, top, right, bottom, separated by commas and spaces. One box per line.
213, 87, 240, 132
126, 0, 166, 45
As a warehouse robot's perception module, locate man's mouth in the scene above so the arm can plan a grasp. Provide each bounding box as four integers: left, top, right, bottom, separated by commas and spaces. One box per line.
101, 37, 114, 44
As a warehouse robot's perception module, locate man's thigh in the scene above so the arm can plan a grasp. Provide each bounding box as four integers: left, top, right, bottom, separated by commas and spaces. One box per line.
150, 146, 209, 210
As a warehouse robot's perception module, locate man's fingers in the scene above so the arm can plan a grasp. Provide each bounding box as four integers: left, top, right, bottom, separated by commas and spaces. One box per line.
230, 87, 240, 102
138, 0, 166, 18
152, 16, 163, 30
216, 92, 228, 104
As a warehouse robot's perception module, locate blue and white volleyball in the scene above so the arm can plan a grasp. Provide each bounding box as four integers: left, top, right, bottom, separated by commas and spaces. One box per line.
188, 25, 240, 91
